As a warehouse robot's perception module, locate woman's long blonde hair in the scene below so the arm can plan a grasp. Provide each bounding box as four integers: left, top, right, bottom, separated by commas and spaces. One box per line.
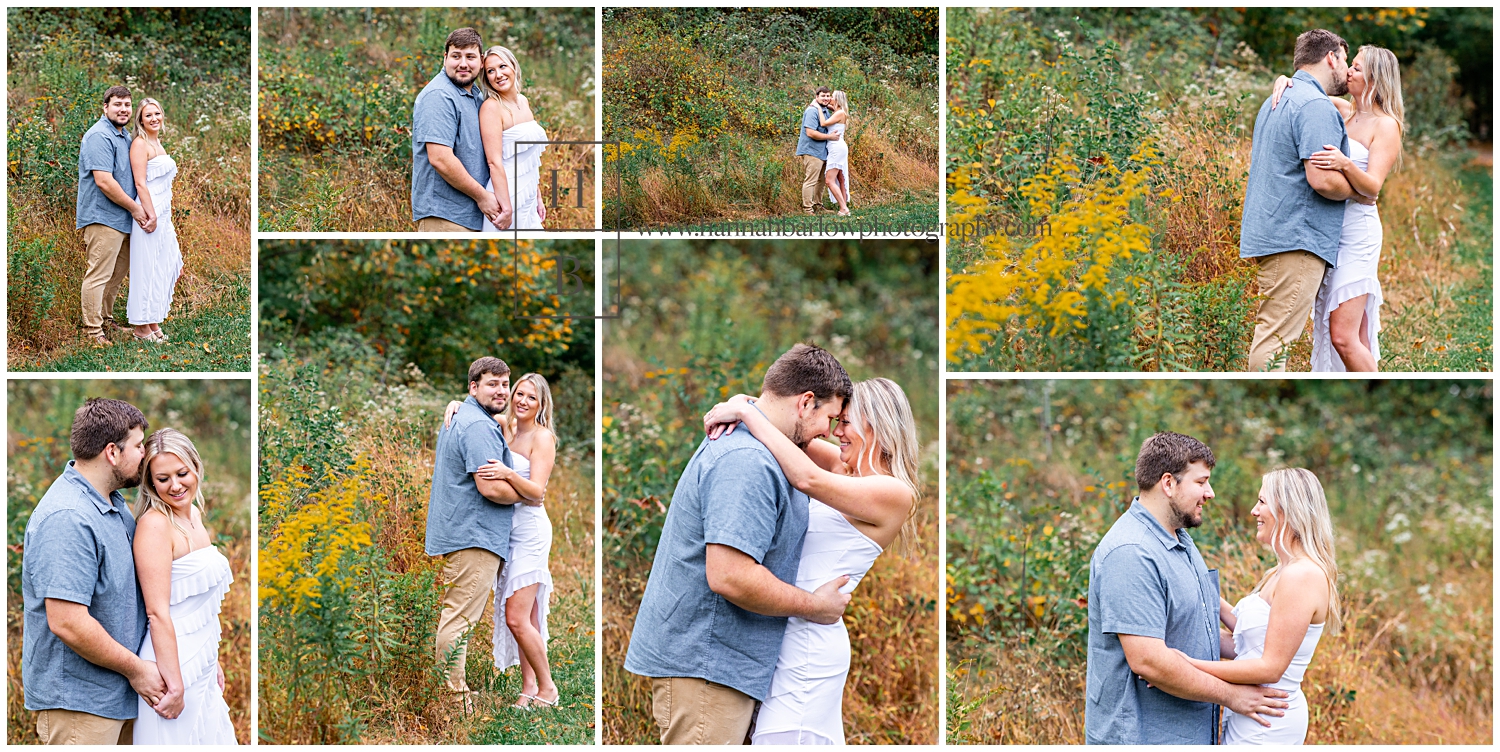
1356, 45, 1404, 168
832, 90, 850, 123
480, 45, 524, 114
843, 377, 920, 552
1253, 467, 1342, 634
503, 372, 555, 436
135, 428, 206, 540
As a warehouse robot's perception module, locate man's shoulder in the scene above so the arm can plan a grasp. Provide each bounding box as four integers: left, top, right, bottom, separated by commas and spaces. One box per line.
697, 429, 777, 466
1094, 513, 1153, 559
414, 75, 453, 105
27, 484, 95, 536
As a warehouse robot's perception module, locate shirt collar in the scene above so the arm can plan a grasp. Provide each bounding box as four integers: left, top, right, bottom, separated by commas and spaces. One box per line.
1292, 69, 1328, 96
441, 71, 480, 100
64, 460, 126, 515
1129, 497, 1184, 551
96, 115, 128, 138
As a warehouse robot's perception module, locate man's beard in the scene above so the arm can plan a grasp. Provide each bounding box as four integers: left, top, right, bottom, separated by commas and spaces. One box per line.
113, 460, 143, 490
789, 422, 810, 450
447, 70, 476, 88
1171, 501, 1204, 530
479, 396, 506, 416
1327, 72, 1350, 97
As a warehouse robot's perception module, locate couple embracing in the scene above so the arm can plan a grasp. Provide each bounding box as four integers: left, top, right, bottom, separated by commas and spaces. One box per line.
1243, 29, 1406, 372
797, 87, 855, 216
626, 343, 922, 744
76, 86, 183, 347
427, 358, 563, 710
21, 399, 235, 744
412, 28, 549, 232
1087, 432, 1340, 744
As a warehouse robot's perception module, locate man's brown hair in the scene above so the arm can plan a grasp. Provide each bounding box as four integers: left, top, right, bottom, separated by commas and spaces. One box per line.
71, 398, 148, 460
1134, 431, 1215, 491
1293, 29, 1348, 69
445, 27, 483, 55
815, 86, 833, 96
102, 85, 131, 105
468, 356, 510, 384
761, 343, 852, 408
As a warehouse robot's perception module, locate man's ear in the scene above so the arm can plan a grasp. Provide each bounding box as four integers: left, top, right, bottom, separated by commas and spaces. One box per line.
796, 391, 818, 416
101, 442, 119, 466
1159, 472, 1176, 496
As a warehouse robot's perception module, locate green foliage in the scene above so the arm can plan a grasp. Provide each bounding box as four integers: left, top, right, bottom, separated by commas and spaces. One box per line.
6, 214, 60, 339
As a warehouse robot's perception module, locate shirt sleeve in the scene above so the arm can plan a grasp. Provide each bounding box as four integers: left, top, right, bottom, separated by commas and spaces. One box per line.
1293, 99, 1347, 161
462, 420, 508, 474
79, 132, 115, 174
701, 448, 784, 563
801, 107, 820, 133
413, 92, 458, 148
1095, 545, 1168, 639
25, 511, 100, 606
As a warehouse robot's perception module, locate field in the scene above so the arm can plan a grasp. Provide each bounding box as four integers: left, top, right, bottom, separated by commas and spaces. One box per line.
7, 379, 253, 744
7, 9, 251, 371
602, 240, 940, 743
946, 8, 1492, 371
946, 380, 1492, 744
256, 240, 595, 744
603, 8, 939, 229
258, 8, 595, 232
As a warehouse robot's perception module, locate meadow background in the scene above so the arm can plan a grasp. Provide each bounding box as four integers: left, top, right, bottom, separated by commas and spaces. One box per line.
259, 8, 595, 232
7, 8, 252, 372
257, 240, 594, 744
946, 379, 1492, 744
947, 8, 1492, 372
603, 240, 940, 743
603, 8, 939, 229
7, 379, 253, 744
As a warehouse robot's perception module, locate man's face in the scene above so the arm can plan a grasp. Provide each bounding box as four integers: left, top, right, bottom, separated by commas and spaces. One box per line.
107, 427, 147, 490
444, 45, 482, 88
788, 394, 845, 449
468, 372, 511, 415
103, 96, 132, 127
816, 91, 833, 108
1163, 460, 1214, 529
1326, 48, 1351, 96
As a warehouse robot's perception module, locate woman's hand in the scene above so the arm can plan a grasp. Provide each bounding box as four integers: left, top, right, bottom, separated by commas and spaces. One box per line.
1308, 145, 1354, 173
538, 199, 546, 224
1270, 75, 1292, 110
492, 204, 514, 231
154, 680, 186, 720
217, 661, 226, 693
442, 400, 464, 429
476, 459, 514, 481
703, 394, 756, 439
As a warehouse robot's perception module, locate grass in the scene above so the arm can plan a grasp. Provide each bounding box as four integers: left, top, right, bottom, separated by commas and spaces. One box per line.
655, 197, 940, 237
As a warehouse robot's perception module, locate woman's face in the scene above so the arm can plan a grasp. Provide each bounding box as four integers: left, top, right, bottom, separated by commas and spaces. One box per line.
486, 55, 516, 95
150, 452, 198, 508
832, 413, 871, 469
140, 104, 164, 134
511, 379, 539, 423
1347, 52, 1368, 99
1251, 479, 1277, 548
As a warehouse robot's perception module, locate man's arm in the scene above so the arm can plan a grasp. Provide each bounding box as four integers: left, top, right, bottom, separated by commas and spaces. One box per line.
804, 127, 840, 142
425, 143, 500, 220
705, 544, 849, 624
45, 598, 166, 706
1303, 160, 1355, 201
91, 170, 146, 222
1118, 634, 1288, 727
476, 474, 522, 505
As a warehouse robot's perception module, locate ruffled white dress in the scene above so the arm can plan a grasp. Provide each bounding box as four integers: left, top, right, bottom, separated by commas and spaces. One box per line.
751, 499, 883, 745
1221, 593, 1326, 745
127, 154, 184, 326
481, 120, 548, 232
1310, 137, 1383, 371
492, 451, 554, 669
824, 121, 850, 202
133, 546, 236, 745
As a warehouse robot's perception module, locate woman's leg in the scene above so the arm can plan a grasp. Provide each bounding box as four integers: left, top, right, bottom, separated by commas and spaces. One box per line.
1328, 294, 1377, 371
825, 169, 848, 213
505, 583, 558, 702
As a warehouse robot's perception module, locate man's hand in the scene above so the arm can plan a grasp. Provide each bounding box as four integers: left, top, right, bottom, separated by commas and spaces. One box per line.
1222, 683, 1290, 728
804, 575, 852, 625
132, 207, 149, 228
143, 215, 158, 233
828, 131, 842, 141
129, 658, 168, 708
153, 680, 185, 720
477, 192, 502, 229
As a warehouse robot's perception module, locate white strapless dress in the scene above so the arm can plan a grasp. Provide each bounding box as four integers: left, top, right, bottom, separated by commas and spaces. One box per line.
492, 451, 554, 669
751, 499, 884, 745
133, 546, 236, 745
127, 154, 183, 326
824, 122, 850, 201
1222, 593, 1325, 745
481, 120, 548, 232
1310, 137, 1383, 371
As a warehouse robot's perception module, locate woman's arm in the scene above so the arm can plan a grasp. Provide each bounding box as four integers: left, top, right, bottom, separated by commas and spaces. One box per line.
705, 397, 911, 528
133, 511, 185, 718
1310, 118, 1400, 198
476, 430, 555, 503
1186, 566, 1325, 685
815, 108, 846, 127
478, 100, 514, 230
129, 140, 157, 231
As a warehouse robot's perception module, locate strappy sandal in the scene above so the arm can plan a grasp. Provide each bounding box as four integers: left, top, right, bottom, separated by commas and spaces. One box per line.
521, 692, 559, 709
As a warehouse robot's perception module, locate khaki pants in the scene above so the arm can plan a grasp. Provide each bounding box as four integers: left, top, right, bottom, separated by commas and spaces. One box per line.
800, 155, 826, 214
651, 677, 756, 745
434, 547, 503, 695
416, 216, 472, 232
35, 709, 133, 745
1247, 250, 1327, 371
81, 224, 131, 338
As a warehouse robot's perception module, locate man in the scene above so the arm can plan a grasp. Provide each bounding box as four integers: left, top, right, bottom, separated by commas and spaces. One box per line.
412, 27, 503, 232
22, 398, 168, 744
78, 86, 150, 347
795, 87, 844, 215
625, 343, 855, 744
1240, 29, 1358, 371
426, 356, 522, 703
1085, 432, 1290, 744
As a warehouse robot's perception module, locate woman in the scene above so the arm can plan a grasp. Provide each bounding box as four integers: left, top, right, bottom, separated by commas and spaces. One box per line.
1181, 468, 1340, 744
444, 374, 559, 708
818, 90, 852, 216
1274, 46, 1404, 372
132, 429, 236, 744
478, 46, 547, 231
701, 378, 919, 745
127, 98, 184, 343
